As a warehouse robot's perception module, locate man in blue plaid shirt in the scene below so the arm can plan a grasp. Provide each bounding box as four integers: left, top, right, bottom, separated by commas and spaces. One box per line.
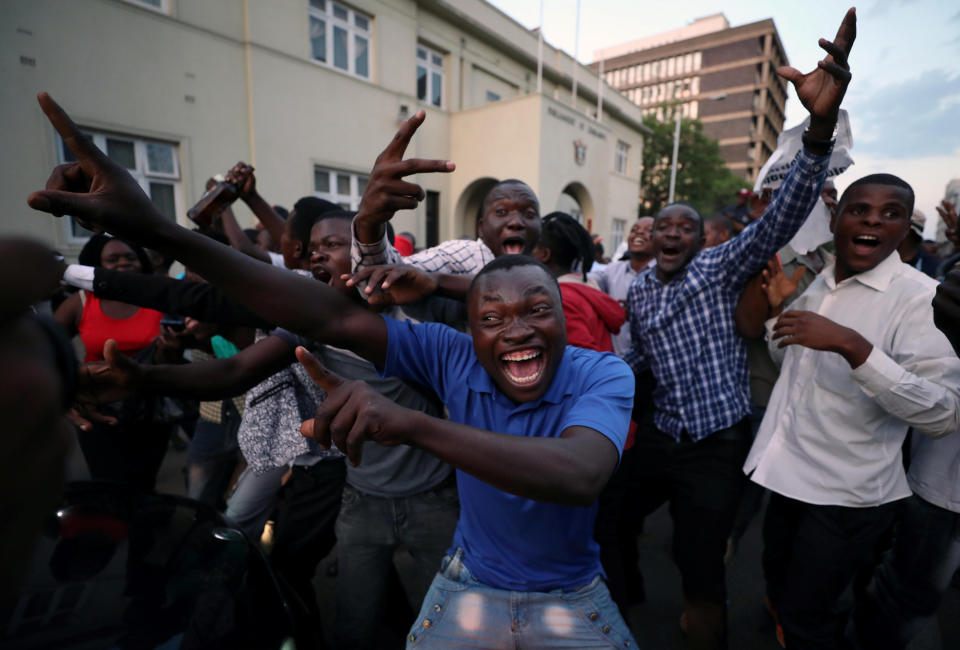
623, 8, 857, 648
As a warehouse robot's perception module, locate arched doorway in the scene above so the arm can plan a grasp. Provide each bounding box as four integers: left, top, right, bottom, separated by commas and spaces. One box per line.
454, 177, 499, 240
556, 182, 595, 231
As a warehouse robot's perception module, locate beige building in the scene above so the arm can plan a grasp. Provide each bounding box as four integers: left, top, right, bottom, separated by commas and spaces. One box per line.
1, 0, 648, 260
591, 13, 788, 182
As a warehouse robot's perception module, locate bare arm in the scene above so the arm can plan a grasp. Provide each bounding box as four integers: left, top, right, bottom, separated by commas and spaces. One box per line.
220, 204, 270, 264
27, 93, 388, 367
83, 335, 295, 403
53, 291, 82, 337
229, 162, 287, 248
735, 273, 769, 340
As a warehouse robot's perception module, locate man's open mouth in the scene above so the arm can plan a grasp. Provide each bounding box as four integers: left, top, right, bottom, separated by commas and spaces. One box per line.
660, 246, 682, 261
850, 234, 882, 256
631, 236, 647, 247
312, 266, 332, 283
502, 237, 526, 255
499, 348, 545, 385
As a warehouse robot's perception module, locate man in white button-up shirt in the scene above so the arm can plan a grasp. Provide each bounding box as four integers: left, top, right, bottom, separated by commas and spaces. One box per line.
743, 173, 960, 649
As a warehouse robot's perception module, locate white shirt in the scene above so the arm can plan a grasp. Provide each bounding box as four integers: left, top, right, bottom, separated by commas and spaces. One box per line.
907, 430, 960, 514
744, 252, 960, 507
351, 223, 493, 275
267, 251, 286, 268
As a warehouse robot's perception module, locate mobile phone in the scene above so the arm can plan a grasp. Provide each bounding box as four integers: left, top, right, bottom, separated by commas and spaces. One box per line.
160, 315, 186, 332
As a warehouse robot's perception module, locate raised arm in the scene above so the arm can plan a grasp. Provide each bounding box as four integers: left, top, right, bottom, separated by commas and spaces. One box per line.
231, 162, 288, 251
220, 203, 271, 264
716, 8, 856, 285
296, 348, 620, 506
27, 93, 388, 366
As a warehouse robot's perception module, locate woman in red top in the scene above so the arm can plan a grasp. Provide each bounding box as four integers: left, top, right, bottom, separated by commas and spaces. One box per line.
55, 235, 172, 489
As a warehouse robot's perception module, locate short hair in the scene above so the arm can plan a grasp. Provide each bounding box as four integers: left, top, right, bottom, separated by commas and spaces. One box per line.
273, 205, 289, 220
838, 174, 915, 216
316, 209, 356, 223
704, 213, 735, 238
479, 179, 537, 221
78, 234, 153, 274
290, 197, 340, 257
468, 254, 559, 297
656, 201, 704, 237
538, 212, 596, 280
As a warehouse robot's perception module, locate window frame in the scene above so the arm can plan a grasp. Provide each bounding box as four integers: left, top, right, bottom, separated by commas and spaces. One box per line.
416, 44, 445, 108
308, 0, 372, 80
56, 129, 182, 243
614, 140, 630, 175
122, 0, 170, 14
610, 218, 627, 254
313, 166, 369, 210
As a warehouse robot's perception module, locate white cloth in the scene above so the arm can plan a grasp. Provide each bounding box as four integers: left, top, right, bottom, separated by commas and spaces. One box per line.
62, 264, 95, 291
267, 251, 286, 268
744, 252, 960, 507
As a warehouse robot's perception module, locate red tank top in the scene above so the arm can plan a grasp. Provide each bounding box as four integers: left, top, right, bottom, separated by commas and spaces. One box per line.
78, 292, 163, 362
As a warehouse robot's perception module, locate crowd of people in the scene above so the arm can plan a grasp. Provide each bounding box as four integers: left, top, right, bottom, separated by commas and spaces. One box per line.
5, 7, 960, 650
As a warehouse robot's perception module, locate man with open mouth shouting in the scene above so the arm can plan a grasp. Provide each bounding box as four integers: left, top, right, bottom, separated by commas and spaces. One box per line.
349, 110, 541, 284
622, 8, 858, 649
28, 91, 637, 648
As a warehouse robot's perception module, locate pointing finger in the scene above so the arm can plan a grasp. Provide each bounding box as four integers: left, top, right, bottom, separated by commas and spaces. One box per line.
832, 7, 857, 55
383, 110, 427, 161
296, 346, 345, 392
37, 92, 105, 164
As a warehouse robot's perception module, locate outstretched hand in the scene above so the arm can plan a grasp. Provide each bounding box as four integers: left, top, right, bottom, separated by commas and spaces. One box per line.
71, 339, 143, 430
937, 200, 959, 248
354, 111, 455, 243
27, 93, 167, 243
761, 257, 805, 313
777, 8, 856, 136
343, 264, 439, 306
296, 346, 410, 466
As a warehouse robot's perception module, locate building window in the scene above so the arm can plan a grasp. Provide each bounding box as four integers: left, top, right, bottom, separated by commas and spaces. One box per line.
314, 166, 369, 210
123, 0, 169, 13
615, 140, 629, 174
485, 90, 501, 102
610, 218, 627, 254
308, 0, 371, 79
57, 130, 180, 240
416, 44, 444, 107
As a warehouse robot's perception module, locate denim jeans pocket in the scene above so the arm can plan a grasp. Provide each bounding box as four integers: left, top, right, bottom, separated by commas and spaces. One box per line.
564, 579, 636, 647
406, 574, 465, 646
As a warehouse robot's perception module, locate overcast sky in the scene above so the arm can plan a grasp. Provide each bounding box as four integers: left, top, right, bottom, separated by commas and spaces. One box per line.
489, 0, 960, 234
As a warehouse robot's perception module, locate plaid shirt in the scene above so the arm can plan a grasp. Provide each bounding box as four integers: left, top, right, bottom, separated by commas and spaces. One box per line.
624, 148, 830, 441
352, 232, 494, 275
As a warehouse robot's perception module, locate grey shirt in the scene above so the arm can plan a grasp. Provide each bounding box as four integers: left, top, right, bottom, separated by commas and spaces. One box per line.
273, 327, 451, 498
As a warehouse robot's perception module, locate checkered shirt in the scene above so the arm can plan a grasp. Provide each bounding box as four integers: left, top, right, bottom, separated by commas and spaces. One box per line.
624, 148, 831, 441
352, 233, 494, 275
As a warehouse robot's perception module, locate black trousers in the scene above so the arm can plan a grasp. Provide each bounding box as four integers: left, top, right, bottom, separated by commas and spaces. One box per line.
628, 416, 752, 649
762, 492, 902, 650
77, 420, 172, 491
270, 458, 347, 649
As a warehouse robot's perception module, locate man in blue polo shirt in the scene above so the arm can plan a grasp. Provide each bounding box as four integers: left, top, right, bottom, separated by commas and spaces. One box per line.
27, 91, 636, 646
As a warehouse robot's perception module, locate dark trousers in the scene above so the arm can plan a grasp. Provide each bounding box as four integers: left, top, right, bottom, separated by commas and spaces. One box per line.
594, 442, 641, 621
762, 492, 902, 650
270, 458, 347, 649
629, 417, 752, 649
849, 494, 960, 650
77, 420, 172, 491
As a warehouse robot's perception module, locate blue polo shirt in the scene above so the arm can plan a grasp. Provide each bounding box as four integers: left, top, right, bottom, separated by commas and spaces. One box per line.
380, 316, 633, 591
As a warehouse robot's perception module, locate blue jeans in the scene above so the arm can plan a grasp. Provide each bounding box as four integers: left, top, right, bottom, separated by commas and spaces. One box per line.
849, 494, 960, 649
224, 464, 287, 539
406, 548, 637, 649
335, 481, 460, 650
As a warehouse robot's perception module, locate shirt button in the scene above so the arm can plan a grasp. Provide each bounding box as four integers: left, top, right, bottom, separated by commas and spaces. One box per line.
589, 612, 599, 621
603, 625, 611, 634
